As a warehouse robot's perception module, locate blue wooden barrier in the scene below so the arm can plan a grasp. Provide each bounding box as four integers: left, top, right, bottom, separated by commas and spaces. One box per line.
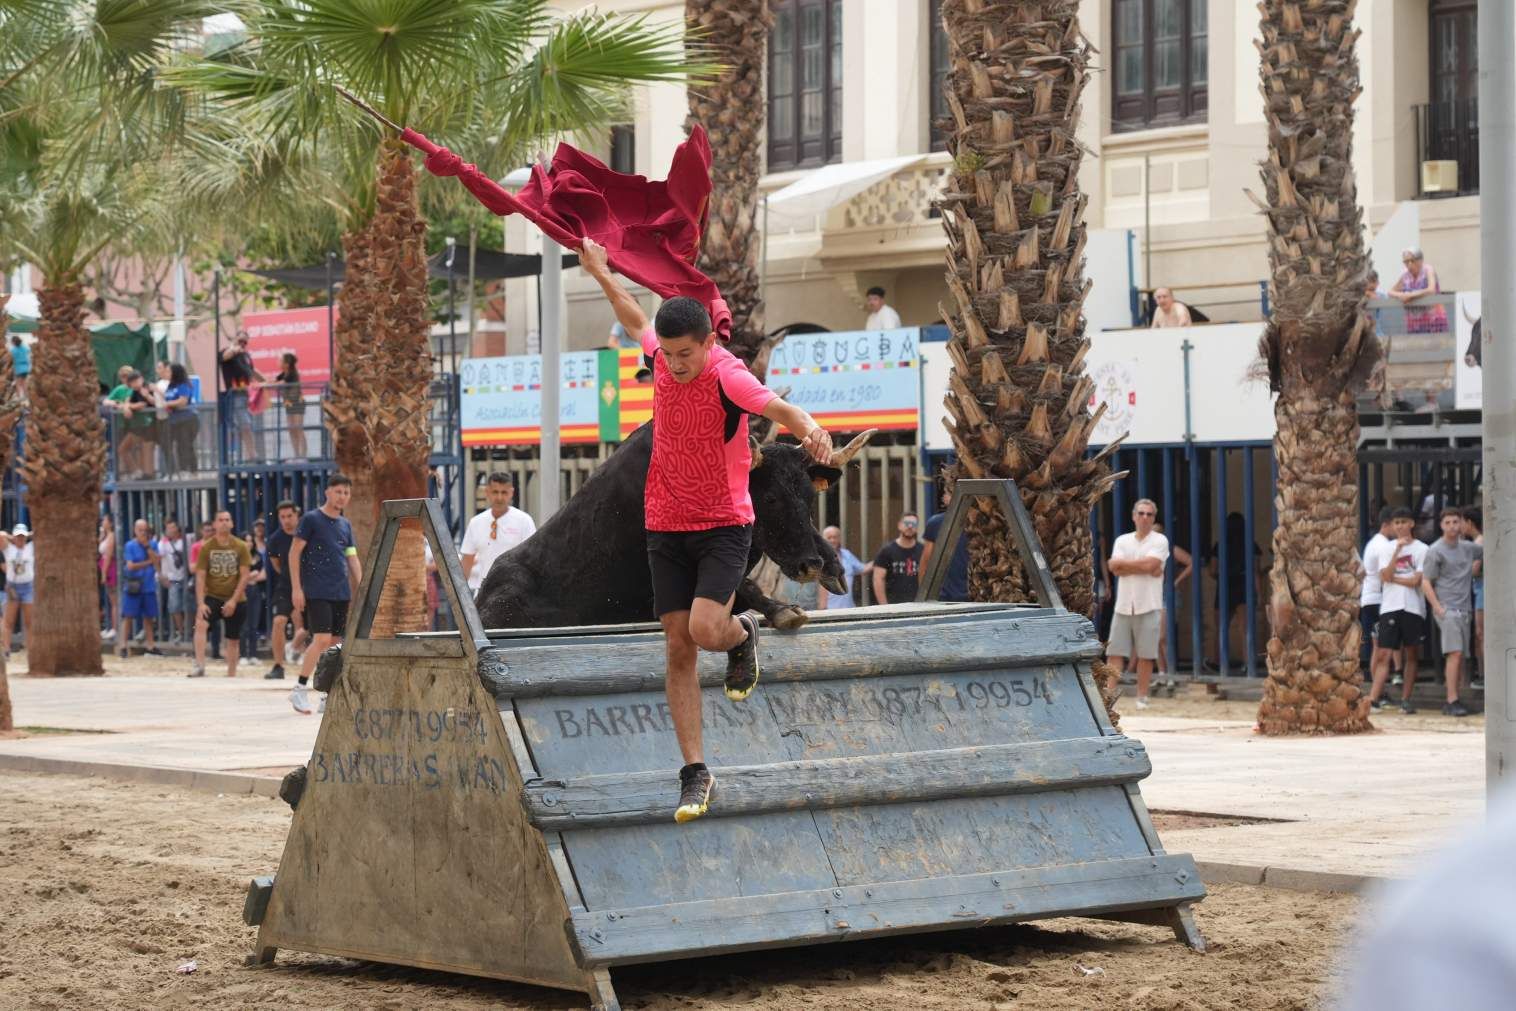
246, 498, 1205, 1010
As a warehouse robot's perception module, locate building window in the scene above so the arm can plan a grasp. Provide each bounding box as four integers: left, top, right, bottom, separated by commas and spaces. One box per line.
929, 0, 949, 151
768, 0, 843, 170
609, 124, 635, 175
1111, 0, 1207, 132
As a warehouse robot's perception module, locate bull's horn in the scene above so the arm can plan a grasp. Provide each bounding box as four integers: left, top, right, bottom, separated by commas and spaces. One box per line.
1462, 303, 1479, 326
831, 428, 878, 467
748, 435, 764, 470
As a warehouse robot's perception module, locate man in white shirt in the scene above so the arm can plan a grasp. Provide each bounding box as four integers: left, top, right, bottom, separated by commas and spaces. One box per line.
1367, 507, 1427, 714
460, 472, 536, 596
3, 523, 33, 656
1107, 499, 1169, 709
1359, 507, 1394, 677
863, 286, 902, 330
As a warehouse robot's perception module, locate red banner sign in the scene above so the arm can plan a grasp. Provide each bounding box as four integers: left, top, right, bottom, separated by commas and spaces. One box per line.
240, 306, 334, 386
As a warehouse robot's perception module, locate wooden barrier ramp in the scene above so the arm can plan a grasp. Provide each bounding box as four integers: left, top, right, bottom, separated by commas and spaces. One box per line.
247, 493, 1205, 1011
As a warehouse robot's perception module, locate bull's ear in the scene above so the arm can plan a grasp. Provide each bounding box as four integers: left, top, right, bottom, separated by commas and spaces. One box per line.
748, 435, 764, 471
809, 463, 842, 492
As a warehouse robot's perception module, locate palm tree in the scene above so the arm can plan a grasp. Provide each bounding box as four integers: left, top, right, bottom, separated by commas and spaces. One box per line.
0, 1, 214, 676
684, 0, 770, 371
1253, 0, 1378, 735
176, 1, 700, 633
935, 2, 1120, 713
0, 296, 19, 725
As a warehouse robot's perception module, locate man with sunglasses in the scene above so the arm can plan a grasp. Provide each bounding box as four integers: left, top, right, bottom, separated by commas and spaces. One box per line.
460, 472, 536, 596
873, 512, 924, 605
1107, 498, 1170, 709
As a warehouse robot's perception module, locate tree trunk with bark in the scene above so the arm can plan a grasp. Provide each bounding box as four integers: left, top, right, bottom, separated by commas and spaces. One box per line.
20, 283, 105, 677
1254, 0, 1378, 735
0, 296, 20, 727
685, 0, 771, 370
937, 0, 1120, 721
322, 140, 432, 636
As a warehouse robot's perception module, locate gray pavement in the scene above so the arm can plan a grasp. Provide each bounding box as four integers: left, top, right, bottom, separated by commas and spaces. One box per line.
0, 673, 1485, 883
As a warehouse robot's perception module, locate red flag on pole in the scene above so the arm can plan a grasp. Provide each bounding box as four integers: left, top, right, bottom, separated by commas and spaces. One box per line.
401, 125, 732, 340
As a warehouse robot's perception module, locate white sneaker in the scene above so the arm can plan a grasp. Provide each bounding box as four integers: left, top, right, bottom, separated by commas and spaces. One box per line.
1135, 696, 1150, 710
100, 628, 116, 641
317, 694, 327, 714
242, 655, 262, 668
289, 684, 312, 715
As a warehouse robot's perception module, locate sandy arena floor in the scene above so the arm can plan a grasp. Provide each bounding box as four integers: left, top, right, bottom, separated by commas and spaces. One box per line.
0, 770, 1363, 1010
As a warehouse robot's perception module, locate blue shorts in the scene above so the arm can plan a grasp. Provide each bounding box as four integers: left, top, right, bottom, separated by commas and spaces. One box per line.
122, 590, 159, 620
7, 582, 32, 605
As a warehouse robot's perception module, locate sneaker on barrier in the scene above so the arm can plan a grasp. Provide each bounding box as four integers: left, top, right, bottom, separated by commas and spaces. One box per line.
674, 763, 716, 824
265, 664, 285, 681
724, 613, 760, 702
290, 684, 313, 715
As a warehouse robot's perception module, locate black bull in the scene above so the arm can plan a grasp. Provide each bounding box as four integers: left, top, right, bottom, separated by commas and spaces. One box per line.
474, 423, 875, 631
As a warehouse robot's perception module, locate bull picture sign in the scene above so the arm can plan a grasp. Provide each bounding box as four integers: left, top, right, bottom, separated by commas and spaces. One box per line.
765, 327, 921, 432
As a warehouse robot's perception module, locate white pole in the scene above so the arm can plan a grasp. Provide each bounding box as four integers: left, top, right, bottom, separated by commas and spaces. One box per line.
1480, 1, 1515, 791
539, 231, 562, 521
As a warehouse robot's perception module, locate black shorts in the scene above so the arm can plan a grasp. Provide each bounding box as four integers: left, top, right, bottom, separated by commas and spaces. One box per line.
646, 524, 753, 618
272, 585, 294, 619
303, 598, 350, 636
1376, 610, 1425, 651
201, 597, 247, 639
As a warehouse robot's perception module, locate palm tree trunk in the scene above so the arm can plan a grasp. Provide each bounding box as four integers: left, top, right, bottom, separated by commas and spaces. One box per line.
1254, 0, 1378, 735
0, 295, 18, 727
20, 283, 105, 677
323, 140, 432, 635
685, 0, 770, 370
938, 0, 1119, 721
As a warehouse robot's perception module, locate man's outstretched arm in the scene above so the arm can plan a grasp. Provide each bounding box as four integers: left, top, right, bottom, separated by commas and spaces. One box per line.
580, 237, 650, 337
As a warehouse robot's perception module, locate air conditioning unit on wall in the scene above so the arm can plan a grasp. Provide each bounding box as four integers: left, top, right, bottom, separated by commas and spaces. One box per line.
1421, 159, 1459, 194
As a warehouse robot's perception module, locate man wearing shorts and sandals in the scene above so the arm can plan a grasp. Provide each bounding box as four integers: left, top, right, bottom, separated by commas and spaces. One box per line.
1107, 499, 1169, 710
191, 510, 252, 678
288, 476, 361, 715
1367, 506, 1427, 714
582, 237, 835, 824
1421, 507, 1481, 717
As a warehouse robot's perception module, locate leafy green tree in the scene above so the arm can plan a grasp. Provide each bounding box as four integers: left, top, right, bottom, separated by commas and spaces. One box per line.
172, 0, 705, 633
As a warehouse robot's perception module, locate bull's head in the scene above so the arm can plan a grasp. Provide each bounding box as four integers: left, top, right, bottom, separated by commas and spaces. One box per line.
748, 430, 874, 589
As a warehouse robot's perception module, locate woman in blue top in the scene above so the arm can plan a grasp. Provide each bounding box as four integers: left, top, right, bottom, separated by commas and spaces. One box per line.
9, 336, 29, 400
162, 363, 198, 476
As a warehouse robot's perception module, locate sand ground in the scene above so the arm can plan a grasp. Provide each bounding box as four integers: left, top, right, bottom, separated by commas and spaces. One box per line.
0, 770, 1363, 1011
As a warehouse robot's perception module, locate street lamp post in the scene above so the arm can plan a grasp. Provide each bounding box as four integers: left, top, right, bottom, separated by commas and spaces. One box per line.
1480, 0, 1515, 792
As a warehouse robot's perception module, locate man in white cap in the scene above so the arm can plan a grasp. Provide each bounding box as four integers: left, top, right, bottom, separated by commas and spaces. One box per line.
4, 524, 33, 655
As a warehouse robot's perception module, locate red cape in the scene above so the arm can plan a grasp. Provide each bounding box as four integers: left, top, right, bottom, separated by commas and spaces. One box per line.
402, 125, 731, 340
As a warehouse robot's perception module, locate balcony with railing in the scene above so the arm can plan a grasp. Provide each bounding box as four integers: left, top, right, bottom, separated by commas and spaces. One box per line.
1415, 99, 1479, 197
98, 376, 461, 486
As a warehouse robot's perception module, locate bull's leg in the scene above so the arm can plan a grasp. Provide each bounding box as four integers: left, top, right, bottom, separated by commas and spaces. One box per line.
736, 577, 809, 631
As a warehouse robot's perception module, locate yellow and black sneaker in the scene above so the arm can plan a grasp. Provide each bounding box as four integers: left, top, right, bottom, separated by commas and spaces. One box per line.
724, 612, 761, 701
674, 763, 716, 824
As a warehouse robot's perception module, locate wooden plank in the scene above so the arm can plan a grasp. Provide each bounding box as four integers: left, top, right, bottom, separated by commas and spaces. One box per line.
345, 638, 466, 660
489, 611, 1102, 699
525, 737, 1150, 830
420, 498, 490, 655
380, 499, 426, 519
475, 601, 1046, 643
569, 854, 1205, 966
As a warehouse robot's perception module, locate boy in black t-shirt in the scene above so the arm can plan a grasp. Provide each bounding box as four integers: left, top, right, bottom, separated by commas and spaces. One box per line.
872, 512, 924, 604
264, 500, 306, 681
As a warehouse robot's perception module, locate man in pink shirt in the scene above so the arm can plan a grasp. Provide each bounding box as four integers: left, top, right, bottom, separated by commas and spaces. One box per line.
582, 237, 834, 823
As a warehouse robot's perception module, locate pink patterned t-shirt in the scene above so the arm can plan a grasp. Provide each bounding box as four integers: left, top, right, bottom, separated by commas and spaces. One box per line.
640, 326, 777, 531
